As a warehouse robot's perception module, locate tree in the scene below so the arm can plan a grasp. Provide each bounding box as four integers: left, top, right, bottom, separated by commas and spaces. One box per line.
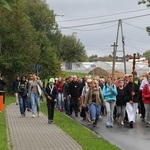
143, 50, 150, 59
138, 1, 150, 35
60, 35, 87, 62
138, 0, 150, 6
0, 0, 88, 92
0, 0, 16, 11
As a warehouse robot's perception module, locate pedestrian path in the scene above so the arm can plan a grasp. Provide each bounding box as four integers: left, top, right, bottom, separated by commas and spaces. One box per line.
6, 103, 83, 150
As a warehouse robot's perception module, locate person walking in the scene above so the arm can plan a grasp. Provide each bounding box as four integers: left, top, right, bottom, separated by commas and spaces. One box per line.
81, 78, 92, 122
116, 79, 126, 125
63, 77, 71, 115
68, 75, 80, 117
56, 77, 64, 111
142, 74, 150, 127
45, 78, 58, 124
18, 75, 28, 117
12, 76, 20, 105
139, 72, 150, 121
85, 79, 103, 127
125, 74, 139, 128
103, 77, 117, 128
28, 74, 42, 118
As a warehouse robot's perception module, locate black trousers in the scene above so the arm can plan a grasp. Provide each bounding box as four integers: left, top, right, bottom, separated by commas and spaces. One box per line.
138, 91, 145, 119
70, 97, 78, 115
47, 100, 55, 120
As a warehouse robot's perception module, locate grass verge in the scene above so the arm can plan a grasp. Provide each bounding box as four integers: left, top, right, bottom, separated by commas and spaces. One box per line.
40, 101, 120, 150
0, 96, 15, 150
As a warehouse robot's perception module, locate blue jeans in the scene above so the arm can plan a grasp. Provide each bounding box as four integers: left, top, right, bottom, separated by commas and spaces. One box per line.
30, 93, 40, 114
89, 102, 101, 121
26, 97, 31, 109
18, 94, 27, 114
58, 93, 64, 109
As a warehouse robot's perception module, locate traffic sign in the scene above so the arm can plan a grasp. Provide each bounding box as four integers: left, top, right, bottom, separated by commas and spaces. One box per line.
35, 65, 40, 71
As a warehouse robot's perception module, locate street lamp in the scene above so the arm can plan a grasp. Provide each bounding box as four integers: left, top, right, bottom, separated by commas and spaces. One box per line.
54, 13, 65, 17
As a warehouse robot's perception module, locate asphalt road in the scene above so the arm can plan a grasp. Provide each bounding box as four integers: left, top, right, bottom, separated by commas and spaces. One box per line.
70, 113, 150, 150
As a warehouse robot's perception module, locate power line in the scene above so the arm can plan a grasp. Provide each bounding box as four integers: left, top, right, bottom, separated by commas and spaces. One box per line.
123, 21, 146, 31
59, 24, 117, 31
58, 8, 150, 22
59, 13, 150, 29
125, 37, 150, 44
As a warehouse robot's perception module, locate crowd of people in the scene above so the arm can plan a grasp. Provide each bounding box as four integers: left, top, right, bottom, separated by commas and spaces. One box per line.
11, 71, 150, 128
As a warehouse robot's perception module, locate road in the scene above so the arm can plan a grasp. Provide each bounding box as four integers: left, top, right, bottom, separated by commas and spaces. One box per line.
71, 113, 150, 150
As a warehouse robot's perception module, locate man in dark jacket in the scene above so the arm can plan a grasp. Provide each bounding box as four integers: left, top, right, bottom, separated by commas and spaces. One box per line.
68, 75, 80, 116
125, 74, 139, 128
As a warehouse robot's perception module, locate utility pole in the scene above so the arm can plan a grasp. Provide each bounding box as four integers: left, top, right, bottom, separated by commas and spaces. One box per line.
111, 42, 118, 76
120, 20, 127, 74
115, 19, 127, 74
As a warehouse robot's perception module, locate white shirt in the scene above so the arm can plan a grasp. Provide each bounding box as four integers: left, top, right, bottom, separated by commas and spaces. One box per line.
140, 78, 148, 91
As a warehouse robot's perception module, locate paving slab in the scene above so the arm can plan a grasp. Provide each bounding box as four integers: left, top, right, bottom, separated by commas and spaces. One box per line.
6, 103, 82, 150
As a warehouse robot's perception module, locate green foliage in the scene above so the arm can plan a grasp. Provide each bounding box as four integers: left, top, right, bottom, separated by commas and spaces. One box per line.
138, 1, 150, 35
138, 0, 150, 6
0, 0, 16, 11
61, 35, 87, 62
146, 26, 150, 35
143, 49, 150, 59
0, 0, 88, 92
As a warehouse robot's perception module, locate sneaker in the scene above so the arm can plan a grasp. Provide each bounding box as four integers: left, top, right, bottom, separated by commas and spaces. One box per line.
99, 115, 102, 119
32, 114, 35, 118
37, 112, 40, 117
48, 120, 51, 124
48, 120, 53, 124
121, 121, 124, 125
20, 114, 24, 118
146, 123, 149, 127
23, 113, 26, 117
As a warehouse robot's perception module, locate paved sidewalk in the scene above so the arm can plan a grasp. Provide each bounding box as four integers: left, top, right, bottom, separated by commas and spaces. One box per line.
6, 103, 82, 150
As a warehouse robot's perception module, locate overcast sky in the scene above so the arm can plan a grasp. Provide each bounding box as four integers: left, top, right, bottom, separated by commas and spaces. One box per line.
46, 0, 150, 57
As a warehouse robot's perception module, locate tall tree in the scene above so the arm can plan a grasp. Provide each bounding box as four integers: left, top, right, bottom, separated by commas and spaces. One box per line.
61, 35, 87, 62
143, 50, 150, 59
0, 0, 16, 11
138, 0, 150, 35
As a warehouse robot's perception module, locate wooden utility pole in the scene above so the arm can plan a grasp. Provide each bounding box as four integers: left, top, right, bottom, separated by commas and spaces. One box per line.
111, 42, 118, 76
115, 19, 127, 73
129, 53, 140, 101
